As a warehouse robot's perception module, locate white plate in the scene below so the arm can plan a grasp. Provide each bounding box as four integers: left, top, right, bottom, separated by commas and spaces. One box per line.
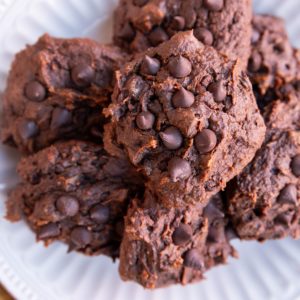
0, 1, 300, 299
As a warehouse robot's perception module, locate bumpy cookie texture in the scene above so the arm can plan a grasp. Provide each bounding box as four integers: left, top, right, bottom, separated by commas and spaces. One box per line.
105, 31, 266, 208
248, 15, 300, 109
119, 191, 236, 288
6, 141, 144, 257
1, 34, 127, 154
113, 0, 252, 65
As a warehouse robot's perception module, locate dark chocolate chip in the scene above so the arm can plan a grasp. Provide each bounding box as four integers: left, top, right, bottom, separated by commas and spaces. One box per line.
172, 223, 193, 245
277, 184, 297, 205
291, 155, 300, 177
207, 226, 223, 243
275, 211, 294, 225
133, 0, 148, 6
171, 16, 186, 30
70, 227, 92, 248
119, 23, 135, 41
90, 205, 110, 224
194, 28, 214, 46
56, 196, 79, 217
195, 129, 217, 154
159, 126, 183, 150
168, 56, 192, 78
18, 120, 39, 140
168, 157, 192, 182
25, 81, 46, 102
148, 27, 169, 46
140, 56, 161, 76
204, 201, 224, 222
248, 52, 262, 72
136, 111, 155, 130
208, 80, 227, 102
203, 0, 224, 11
50, 108, 72, 130
38, 223, 60, 240
172, 87, 195, 108
184, 249, 204, 270
71, 64, 95, 88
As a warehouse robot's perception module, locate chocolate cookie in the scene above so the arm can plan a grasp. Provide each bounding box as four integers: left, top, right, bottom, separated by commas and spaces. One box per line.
113, 0, 252, 65
6, 141, 144, 257
105, 31, 266, 208
119, 191, 236, 288
1, 34, 128, 154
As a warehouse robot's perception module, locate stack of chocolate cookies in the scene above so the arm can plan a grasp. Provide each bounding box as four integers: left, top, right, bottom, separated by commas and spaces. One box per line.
2, 0, 299, 289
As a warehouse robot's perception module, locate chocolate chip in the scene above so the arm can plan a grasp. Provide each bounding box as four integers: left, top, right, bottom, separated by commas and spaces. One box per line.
275, 211, 294, 225
172, 223, 193, 245
148, 27, 169, 46
70, 227, 92, 248
248, 52, 262, 72
194, 28, 214, 46
56, 196, 79, 217
208, 80, 227, 102
168, 56, 192, 78
25, 81, 46, 102
136, 111, 155, 130
38, 223, 60, 240
168, 157, 192, 181
172, 87, 195, 108
119, 23, 135, 41
184, 249, 204, 270
291, 155, 300, 177
203, 0, 224, 11
207, 226, 222, 243
71, 64, 95, 88
277, 184, 297, 205
225, 227, 238, 240
195, 129, 217, 154
159, 127, 183, 150
18, 120, 39, 140
140, 56, 161, 76
50, 108, 72, 130
204, 201, 224, 222
171, 16, 185, 31
133, 0, 148, 6
90, 205, 110, 224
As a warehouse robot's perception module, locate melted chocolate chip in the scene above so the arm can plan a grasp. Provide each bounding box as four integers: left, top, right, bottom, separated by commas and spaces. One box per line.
172, 223, 193, 245
184, 249, 204, 270
140, 56, 161, 76
25, 81, 46, 102
56, 196, 79, 217
38, 223, 60, 240
208, 80, 227, 102
277, 184, 297, 205
136, 111, 155, 130
195, 129, 217, 154
90, 205, 110, 224
203, 0, 224, 11
148, 27, 169, 46
171, 16, 186, 31
168, 157, 192, 182
291, 155, 300, 177
172, 87, 195, 108
51, 108, 72, 130
70, 227, 92, 248
248, 52, 262, 72
133, 0, 148, 6
168, 56, 192, 78
71, 64, 95, 88
159, 127, 183, 150
194, 28, 214, 46
18, 120, 39, 141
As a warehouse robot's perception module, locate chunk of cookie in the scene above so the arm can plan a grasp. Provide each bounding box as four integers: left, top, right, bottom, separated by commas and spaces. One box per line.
105, 31, 265, 208
119, 191, 236, 288
1, 34, 128, 154
113, 0, 252, 65
6, 141, 144, 257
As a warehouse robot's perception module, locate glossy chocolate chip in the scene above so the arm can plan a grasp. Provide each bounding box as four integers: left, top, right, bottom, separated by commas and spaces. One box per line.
195, 129, 217, 154
194, 28, 214, 46
148, 27, 169, 46
168, 157, 192, 182
208, 80, 227, 102
18, 120, 39, 140
291, 155, 300, 177
203, 0, 224, 11
133, 0, 148, 6
171, 16, 186, 31
51, 108, 72, 130
90, 205, 110, 224
70, 227, 92, 248
38, 223, 60, 240
56, 196, 79, 217
140, 56, 161, 76
248, 52, 262, 72
172, 87, 195, 108
204, 201, 224, 222
184, 249, 204, 270
159, 127, 183, 150
25, 81, 46, 102
136, 111, 155, 130
172, 223, 193, 245
277, 184, 297, 205
71, 64, 95, 88
168, 56, 192, 78
119, 23, 135, 41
